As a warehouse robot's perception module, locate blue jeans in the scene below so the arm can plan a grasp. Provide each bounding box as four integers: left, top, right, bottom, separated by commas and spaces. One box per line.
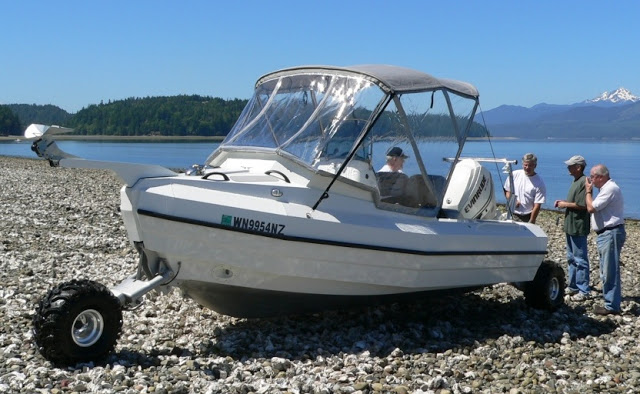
566, 234, 590, 294
596, 226, 626, 311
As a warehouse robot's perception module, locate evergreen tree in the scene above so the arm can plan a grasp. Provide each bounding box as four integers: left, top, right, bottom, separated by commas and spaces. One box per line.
0, 105, 22, 135
6, 104, 71, 129
67, 95, 247, 136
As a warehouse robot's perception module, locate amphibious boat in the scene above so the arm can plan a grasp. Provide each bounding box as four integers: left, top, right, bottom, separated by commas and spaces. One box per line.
28, 65, 564, 365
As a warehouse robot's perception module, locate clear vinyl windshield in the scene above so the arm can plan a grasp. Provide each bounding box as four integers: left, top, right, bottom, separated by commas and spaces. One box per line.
218, 72, 386, 165
211, 69, 483, 214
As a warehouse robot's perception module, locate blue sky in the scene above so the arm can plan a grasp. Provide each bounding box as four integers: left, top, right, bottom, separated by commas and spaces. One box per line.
3, 1, 639, 113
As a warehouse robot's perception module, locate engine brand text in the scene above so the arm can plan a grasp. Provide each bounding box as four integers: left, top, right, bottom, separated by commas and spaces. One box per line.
464, 175, 487, 213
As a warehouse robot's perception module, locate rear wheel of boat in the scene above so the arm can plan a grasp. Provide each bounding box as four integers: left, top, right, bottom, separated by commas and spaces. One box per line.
32, 279, 123, 366
523, 260, 565, 311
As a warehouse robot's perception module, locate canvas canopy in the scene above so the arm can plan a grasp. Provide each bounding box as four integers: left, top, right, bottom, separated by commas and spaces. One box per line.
257, 64, 479, 98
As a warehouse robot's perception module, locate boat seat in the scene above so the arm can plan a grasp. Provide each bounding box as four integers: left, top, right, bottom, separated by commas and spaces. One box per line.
403, 174, 445, 208
376, 171, 409, 204
316, 158, 378, 189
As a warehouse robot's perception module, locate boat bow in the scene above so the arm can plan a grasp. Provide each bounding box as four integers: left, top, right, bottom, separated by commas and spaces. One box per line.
28, 129, 176, 187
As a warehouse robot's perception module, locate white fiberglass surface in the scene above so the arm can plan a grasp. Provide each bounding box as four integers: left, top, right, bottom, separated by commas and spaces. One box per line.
138, 215, 543, 295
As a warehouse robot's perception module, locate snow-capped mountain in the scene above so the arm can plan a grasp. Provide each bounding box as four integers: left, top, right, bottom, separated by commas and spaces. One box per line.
584, 87, 640, 104
481, 87, 640, 138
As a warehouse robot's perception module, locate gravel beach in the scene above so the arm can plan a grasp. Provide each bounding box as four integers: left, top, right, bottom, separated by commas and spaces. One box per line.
1, 155, 639, 394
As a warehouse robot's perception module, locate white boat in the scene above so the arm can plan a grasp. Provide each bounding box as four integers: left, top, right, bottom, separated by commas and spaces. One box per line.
28, 64, 564, 365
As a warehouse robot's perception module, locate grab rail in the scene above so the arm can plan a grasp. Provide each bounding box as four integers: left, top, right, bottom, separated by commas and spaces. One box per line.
202, 172, 230, 181
265, 170, 290, 183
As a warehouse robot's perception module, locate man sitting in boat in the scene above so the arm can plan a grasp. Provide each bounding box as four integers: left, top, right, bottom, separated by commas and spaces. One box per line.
378, 146, 408, 173
377, 146, 410, 204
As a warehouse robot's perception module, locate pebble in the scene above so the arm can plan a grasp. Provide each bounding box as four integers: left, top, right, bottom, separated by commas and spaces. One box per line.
1, 156, 640, 393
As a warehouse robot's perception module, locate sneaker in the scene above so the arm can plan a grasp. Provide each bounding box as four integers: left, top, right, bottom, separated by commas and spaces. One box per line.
571, 292, 591, 301
593, 305, 620, 316
566, 288, 579, 295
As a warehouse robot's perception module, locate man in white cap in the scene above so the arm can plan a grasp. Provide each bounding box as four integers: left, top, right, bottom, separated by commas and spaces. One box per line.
554, 155, 590, 301
503, 153, 546, 224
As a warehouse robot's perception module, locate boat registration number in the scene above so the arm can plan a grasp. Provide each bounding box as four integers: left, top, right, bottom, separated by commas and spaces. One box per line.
221, 215, 285, 235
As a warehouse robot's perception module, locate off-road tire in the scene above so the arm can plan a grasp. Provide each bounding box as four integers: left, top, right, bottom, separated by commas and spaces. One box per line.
33, 279, 123, 366
524, 259, 565, 311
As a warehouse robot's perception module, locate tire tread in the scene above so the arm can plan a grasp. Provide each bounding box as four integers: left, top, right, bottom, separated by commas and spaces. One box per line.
33, 279, 123, 366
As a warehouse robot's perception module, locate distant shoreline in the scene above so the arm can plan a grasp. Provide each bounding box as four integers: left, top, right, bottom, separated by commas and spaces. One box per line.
5, 135, 640, 142
1, 135, 225, 142
467, 136, 640, 141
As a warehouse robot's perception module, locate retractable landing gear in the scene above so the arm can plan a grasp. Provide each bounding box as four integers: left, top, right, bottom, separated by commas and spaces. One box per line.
33, 255, 176, 366
32, 280, 123, 366
523, 259, 565, 311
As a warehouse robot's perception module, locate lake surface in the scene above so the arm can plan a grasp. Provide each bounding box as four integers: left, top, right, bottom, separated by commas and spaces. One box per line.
2, 138, 639, 219
461, 139, 639, 219
2, 140, 219, 170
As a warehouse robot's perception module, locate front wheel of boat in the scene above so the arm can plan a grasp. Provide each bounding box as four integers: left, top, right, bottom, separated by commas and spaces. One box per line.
523, 260, 566, 311
32, 279, 123, 366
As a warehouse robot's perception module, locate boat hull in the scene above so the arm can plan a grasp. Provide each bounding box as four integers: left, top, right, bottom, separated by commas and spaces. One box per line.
131, 203, 546, 317
178, 279, 483, 318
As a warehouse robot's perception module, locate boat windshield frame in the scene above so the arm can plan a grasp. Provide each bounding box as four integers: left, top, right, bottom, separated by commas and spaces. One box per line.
207, 65, 482, 215
207, 65, 479, 166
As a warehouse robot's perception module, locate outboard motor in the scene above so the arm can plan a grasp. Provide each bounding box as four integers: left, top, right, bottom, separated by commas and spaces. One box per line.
442, 159, 498, 220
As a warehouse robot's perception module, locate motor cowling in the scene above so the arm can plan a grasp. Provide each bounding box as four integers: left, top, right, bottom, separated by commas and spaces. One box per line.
442, 159, 498, 220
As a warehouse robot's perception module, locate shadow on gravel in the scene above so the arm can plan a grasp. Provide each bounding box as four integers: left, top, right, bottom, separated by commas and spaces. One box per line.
102, 289, 618, 367
212, 292, 617, 358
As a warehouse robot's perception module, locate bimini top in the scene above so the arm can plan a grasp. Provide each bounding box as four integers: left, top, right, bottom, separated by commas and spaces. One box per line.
257, 64, 479, 99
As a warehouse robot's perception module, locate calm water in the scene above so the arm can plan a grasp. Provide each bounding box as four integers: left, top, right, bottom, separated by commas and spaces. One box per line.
2, 138, 639, 218
2, 140, 219, 170
462, 139, 639, 219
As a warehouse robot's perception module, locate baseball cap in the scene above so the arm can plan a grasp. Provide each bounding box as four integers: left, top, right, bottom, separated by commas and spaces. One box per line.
564, 155, 586, 167
386, 146, 409, 158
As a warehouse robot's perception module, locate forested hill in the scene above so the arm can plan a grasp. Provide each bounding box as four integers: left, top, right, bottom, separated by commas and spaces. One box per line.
3, 95, 248, 136
5, 104, 71, 133
0, 105, 22, 135
70, 96, 247, 136
4, 96, 490, 138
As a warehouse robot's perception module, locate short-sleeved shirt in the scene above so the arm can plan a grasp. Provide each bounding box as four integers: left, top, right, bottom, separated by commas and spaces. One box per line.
503, 169, 546, 215
591, 179, 624, 232
378, 164, 402, 173
564, 174, 590, 236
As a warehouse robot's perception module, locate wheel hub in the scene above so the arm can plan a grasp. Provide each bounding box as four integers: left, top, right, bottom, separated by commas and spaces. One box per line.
72, 309, 104, 347
549, 277, 560, 300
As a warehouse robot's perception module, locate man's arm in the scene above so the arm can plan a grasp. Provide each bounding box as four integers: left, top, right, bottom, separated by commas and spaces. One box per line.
556, 200, 586, 210
530, 203, 542, 223
585, 178, 596, 213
